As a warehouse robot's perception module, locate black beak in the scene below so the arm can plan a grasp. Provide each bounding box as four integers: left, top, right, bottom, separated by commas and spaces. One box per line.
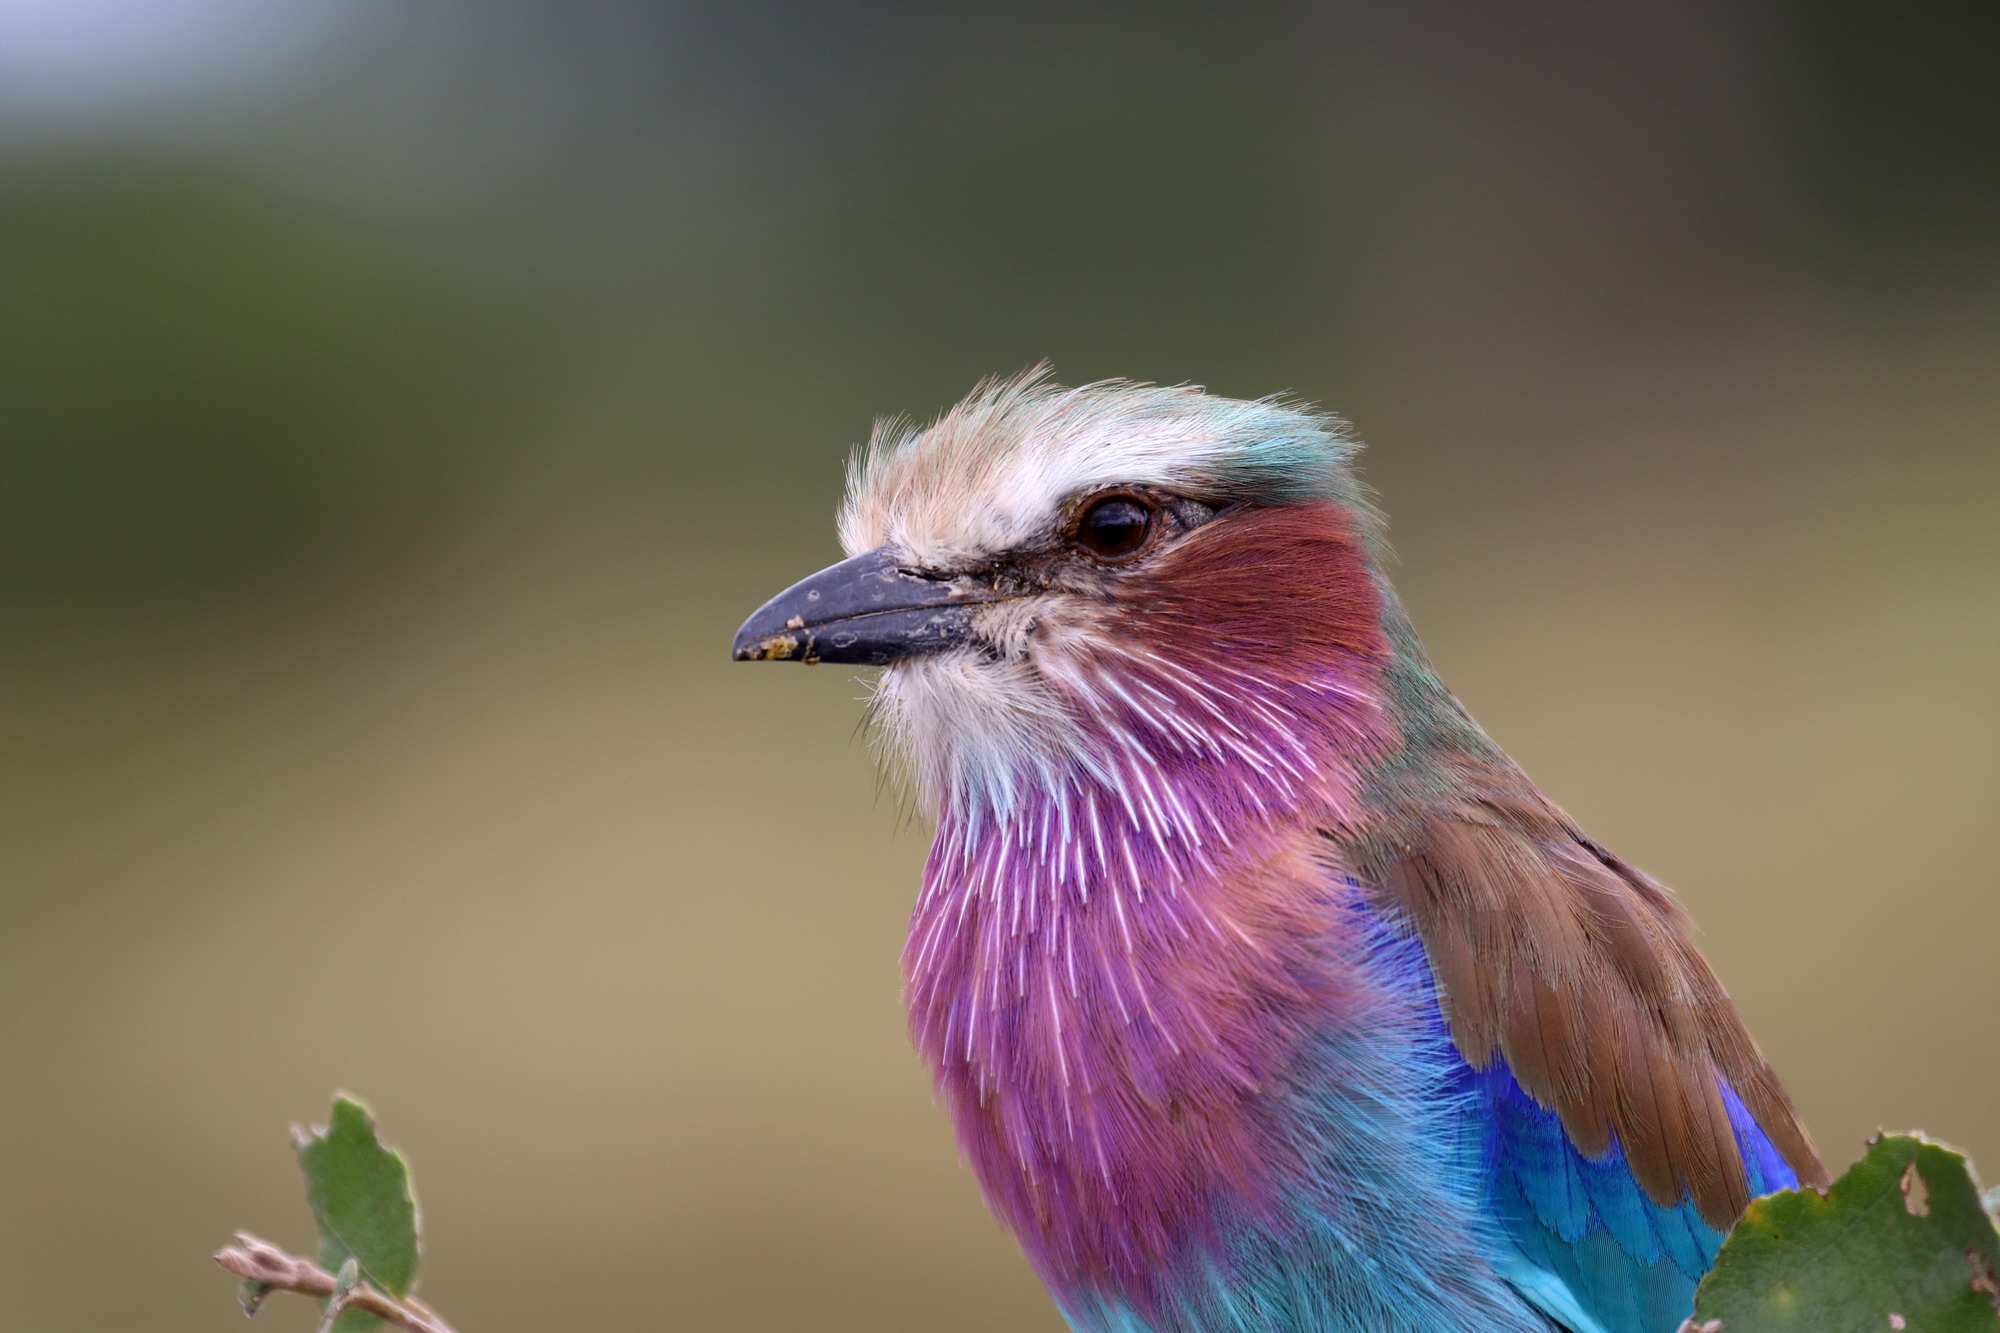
732, 546, 1000, 665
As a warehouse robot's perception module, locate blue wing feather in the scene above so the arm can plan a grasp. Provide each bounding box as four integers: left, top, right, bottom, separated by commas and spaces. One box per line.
1461, 1056, 1799, 1333
1342, 893, 1801, 1333
1336, 889, 1799, 1332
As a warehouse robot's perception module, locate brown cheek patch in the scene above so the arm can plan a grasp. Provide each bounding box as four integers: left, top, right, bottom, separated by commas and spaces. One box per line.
1119, 501, 1389, 673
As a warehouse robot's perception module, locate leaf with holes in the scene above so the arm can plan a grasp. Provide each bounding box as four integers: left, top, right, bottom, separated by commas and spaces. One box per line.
294, 1095, 421, 1333
1693, 1133, 2000, 1332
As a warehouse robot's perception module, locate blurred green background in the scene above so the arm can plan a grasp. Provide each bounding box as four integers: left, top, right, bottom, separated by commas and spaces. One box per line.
1, 3, 1995, 1331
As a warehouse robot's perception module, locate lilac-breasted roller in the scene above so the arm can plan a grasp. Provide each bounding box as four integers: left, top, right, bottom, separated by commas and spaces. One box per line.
732, 372, 1825, 1333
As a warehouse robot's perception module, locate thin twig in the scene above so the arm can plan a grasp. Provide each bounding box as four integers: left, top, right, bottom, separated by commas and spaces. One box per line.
214, 1233, 460, 1333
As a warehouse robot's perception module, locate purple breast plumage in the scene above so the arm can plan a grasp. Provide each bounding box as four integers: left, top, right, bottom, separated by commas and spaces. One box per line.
905, 501, 1393, 1303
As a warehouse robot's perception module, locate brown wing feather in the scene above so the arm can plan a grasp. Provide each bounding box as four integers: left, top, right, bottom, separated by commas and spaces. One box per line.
1356, 790, 1827, 1229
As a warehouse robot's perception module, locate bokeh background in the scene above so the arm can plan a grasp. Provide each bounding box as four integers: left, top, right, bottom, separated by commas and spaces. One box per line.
1, 3, 1995, 1330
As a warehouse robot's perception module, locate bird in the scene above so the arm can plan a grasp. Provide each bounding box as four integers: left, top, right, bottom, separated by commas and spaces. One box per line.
731, 371, 1825, 1333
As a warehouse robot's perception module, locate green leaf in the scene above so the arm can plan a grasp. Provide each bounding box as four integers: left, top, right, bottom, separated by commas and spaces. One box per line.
316, 1258, 363, 1333
293, 1095, 420, 1333
1693, 1133, 2000, 1332
236, 1279, 275, 1317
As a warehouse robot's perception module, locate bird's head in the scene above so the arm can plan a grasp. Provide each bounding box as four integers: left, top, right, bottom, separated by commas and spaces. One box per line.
734, 373, 1397, 825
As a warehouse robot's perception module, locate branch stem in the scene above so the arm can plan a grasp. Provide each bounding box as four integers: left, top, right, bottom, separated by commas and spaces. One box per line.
214, 1233, 459, 1333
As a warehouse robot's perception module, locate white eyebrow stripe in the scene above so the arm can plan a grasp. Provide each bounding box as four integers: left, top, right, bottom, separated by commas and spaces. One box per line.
838, 371, 1358, 565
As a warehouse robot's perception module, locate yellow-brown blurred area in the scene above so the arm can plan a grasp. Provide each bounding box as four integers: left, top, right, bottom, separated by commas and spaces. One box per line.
1, 4, 1995, 1331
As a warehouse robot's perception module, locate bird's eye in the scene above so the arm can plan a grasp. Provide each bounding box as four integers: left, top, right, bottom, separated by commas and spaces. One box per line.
1074, 494, 1156, 561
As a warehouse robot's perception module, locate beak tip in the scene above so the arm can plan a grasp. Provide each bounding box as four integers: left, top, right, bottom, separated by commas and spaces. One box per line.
731, 630, 813, 663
